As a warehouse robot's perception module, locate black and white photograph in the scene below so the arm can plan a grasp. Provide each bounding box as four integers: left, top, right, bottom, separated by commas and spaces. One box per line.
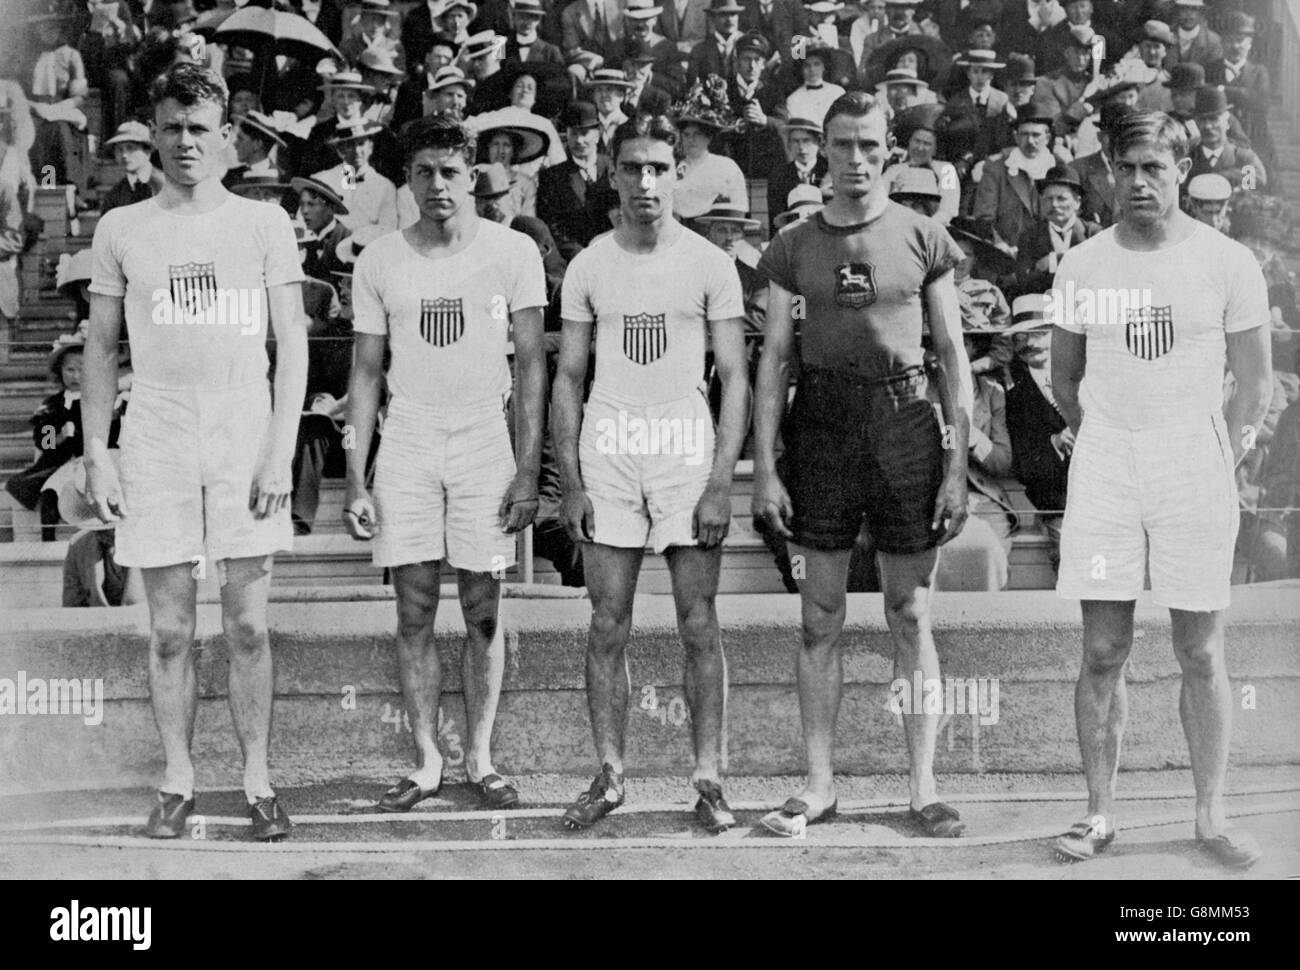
0, 0, 1295, 936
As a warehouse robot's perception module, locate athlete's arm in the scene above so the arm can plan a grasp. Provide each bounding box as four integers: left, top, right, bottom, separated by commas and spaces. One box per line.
751, 281, 795, 538
1225, 324, 1273, 468
253, 282, 308, 518
82, 292, 126, 522
342, 332, 386, 539
696, 315, 747, 548
926, 269, 972, 543
502, 305, 547, 533
1051, 325, 1087, 435
552, 315, 595, 542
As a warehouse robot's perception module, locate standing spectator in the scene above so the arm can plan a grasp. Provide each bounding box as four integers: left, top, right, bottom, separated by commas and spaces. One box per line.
1187, 85, 1265, 192
687, 0, 745, 84
314, 120, 399, 232
537, 100, 619, 260
719, 31, 785, 178
672, 78, 747, 221
1069, 99, 1133, 227
27, 6, 91, 196
100, 121, 159, 213
973, 105, 1057, 253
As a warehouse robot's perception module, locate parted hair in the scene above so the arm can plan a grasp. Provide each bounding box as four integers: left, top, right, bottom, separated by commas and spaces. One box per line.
149, 62, 229, 119
1107, 111, 1190, 163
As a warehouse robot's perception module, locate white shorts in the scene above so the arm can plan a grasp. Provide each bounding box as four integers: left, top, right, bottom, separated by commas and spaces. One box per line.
371, 396, 517, 572
116, 379, 293, 569
578, 384, 716, 554
1057, 413, 1238, 611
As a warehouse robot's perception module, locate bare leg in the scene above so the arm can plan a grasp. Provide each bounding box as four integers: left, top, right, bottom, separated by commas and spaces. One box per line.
1076, 599, 1135, 823
791, 543, 852, 809
582, 543, 643, 774
664, 544, 725, 783
219, 556, 277, 802
877, 547, 942, 811
457, 569, 504, 781
142, 562, 199, 798
392, 561, 444, 785
1170, 608, 1232, 837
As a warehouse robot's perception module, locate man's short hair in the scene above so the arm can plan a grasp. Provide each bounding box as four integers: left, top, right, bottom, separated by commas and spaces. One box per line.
399, 115, 476, 167
149, 62, 229, 119
1108, 111, 1189, 163
822, 91, 885, 134
610, 114, 684, 164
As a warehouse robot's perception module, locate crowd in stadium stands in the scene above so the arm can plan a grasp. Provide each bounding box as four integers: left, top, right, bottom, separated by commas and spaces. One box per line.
1, 0, 1297, 601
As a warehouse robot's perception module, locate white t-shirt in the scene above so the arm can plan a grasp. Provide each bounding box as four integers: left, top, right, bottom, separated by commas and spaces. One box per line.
351, 219, 547, 410
1052, 222, 1269, 430
562, 228, 744, 406
89, 194, 304, 389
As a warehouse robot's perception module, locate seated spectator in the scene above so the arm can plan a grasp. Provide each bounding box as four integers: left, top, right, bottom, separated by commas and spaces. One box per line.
1000, 54, 1041, 145
855, 0, 927, 76
1184, 172, 1231, 233
476, 121, 548, 217
696, 195, 766, 339
340, 0, 407, 72
465, 31, 517, 114
772, 181, 824, 230
1187, 85, 1266, 193
293, 175, 353, 281
1035, 26, 1105, 131
358, 47, 407, 127
423, 65, 475, 120
884, 103, 957, 225
972, 105, 1056, 254
27, 6, 92, 197
765, 116, 827, 236
301, 70, 376, 175
1070, 76, 1138, 158
223, 110, 288, 187
948, 218, 1014, 381
781, 43, 846, 127
622, 1, 687, 91
100, 121, 160, 213
1118, 19, 1173, 113
1013, 163, 1100, 297
687, 0, 745, 85
313, 119, 399, 232
5, 327, 122, 542
622, 39, 678, 116
1170, 0, 1221, 69
941, 49, 1012, 181
673, 79, 747, 222
740, 0, 810, 62
586, 67, 633, 157
561, 0, 628, 79
537, 100, 619, 261
998, 0, 1066, 69
472, 162, 567, 308
887, 164, 942, 218
879, 67, 935, 123
505, 0, 565, 65
1004, 294, 1069, 557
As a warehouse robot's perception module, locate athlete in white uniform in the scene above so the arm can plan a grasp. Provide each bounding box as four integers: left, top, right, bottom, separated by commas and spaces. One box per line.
82, 64, 308, 842
552, 114, 748, 833
343, 116, 548, 812
1050, 113, 1272, 868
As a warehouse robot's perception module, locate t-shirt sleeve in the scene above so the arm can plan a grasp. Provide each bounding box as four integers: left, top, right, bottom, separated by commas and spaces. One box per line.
508, 233, 548, 312
88, 211, 126, 298
349, 244, 388, 336
560, 250, 596, 323
756, 229, 795, 292
921, 221, 964, 286
1051, 247, 1086, 333
262, 205, 306, 288
1224, 241, 1270, 333
705, 248, 745, 322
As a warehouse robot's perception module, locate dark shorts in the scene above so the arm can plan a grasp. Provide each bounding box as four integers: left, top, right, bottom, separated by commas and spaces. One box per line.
779, 365, 945, 555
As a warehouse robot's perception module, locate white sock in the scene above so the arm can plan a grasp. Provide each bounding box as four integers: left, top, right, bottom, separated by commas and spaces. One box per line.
161, 765, 194, 802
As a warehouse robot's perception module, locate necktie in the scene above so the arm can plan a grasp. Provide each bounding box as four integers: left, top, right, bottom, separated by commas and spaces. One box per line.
593, 3, 604, 39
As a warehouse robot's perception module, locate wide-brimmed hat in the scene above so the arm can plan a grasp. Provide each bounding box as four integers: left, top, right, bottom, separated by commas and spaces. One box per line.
478, 123, 549, 164
1195, 85, 1232, 116
695, 195, 759, 229
1173, 0, 1204, 7
230, 175, 294, 198
560, 100, 600, 129
104, 120, 152, 149
705, 0, 745, 13
48, 323, 87, 374
1187, 173, 1231, 202
892, 103, 945, 144
319, 70, 376, 93
623, 0, 664, 19
889, 166, 942, 201
327, 119, 386, 144
955, 49, 1005, 69
239, 110, 287, 148
804, 0, 845, 11
674, 76, 739, 132
439, 0, 479, 18
335, 225, 392, 265
427, 66, 475, 93
773, 184, 824, 229
291, 176, 349, 215
1065, 25, 1099, 50
463, 31, 506, 60
781, 117, 823, 143
472, 162, 516, 198
1035, 164, 1082, 193
1002, 54, 1039, 85
948, 217, 1015, 275
1009, 293, 1053, 332
43, 450, 123, 532
1165, 63, 1206, 90
55, 249, 94, 301
358, 48, 405, 77
1142, 20, 1175, 46
586, 67, 634, 90
883, 67, 929, 89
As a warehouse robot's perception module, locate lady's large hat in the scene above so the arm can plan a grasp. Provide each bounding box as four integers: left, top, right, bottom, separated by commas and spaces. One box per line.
889, 166, 942, 201
955, 49, 1005, 69
55, 249, 94, 301
947, 217, 1016, 276
48, 322, 87, 375
1008, 293, 1053, 332
673, 76, 739, 132
427, 66, 475, 93
230, 174, 294, 198
291, 176, 350, 215
892, 102, 945, 144
326, 118, 386, 144
695, 196, 759, 230
238, 110, 287, 148
477, 122, 549, 165
623, 0, 664, 18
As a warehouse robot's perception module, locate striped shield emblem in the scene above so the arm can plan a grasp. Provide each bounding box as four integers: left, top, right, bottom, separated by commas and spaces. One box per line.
1124, 305, 1174, 361
420, 297, 465, 347
622, 312, 667, 366
169, 262, 218, 316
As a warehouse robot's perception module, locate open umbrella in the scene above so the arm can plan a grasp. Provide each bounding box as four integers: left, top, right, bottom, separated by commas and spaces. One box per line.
216, 0, 341, 101
863, 35, 953, 91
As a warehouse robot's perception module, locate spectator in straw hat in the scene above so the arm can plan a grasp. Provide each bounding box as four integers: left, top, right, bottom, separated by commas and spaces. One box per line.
301, 70, 376, 176
223, 110, 287, 188
1187, 84, 1266, 192
886, 104, 958, 224
686, 0, 745, 85
621, 0, 685, 88
464, 30, 513, 113
99, 121, 159, 213
696, 194, 766, 337
772, 181, 824, 229
887, 164, 944, 218
315, 119, 399, 231
423, 65, 475, 120
586, 66, 633, 156
293, 175, 353, 281
1184, 171, 1231, 233
504, 0, 565, 66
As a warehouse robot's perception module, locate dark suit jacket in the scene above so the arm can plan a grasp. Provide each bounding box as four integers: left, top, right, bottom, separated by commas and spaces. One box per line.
721, 75, 785, 178
941, 87, 1013, 167
504, 35, 566, 66
561, 0, 625, 65
1069, 150, 1117, 228
1205, 58, 1272, 151
765, 155, 826, 234
1187, 139, 1267, 192
687, 34, 736, 85
972, 152, 1041, 250
1169, 26, 1222, 69
537, 157, 619, 261
738, 0, 807, 61
401, 2, 440, 71
300, 220, 351, 283
1036, 20, 1119, 75
295, 0, 344, 45
625, 78, 677, 117
100, 174, 153, 213
1013, 217, 1101, 296
470, 0, 515, 38
1005, 359, 1069, 516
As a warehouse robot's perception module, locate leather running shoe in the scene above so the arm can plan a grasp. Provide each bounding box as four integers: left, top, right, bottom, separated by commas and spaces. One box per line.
1054, 815, 1115, 861
693, 779, 735, 833
1196, 827, 1261, 870
249, 796, 293, 841
144, 791, 195, 839
561, 763, 624, 830
377, 777, 440, 813
470, 773, 520, 810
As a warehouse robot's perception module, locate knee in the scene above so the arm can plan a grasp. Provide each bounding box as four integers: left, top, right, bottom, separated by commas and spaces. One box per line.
460, 594, 499, 644
223, 615, 268, 657
151, 622, 195, 661
396, 601, 436, 641
883, 593, 926, 639
1172, 634, 1222, 678
800, 597, 845, 648
1081, 639, 1130, 677
589, 602, 632, 651
677, 598, 718, 651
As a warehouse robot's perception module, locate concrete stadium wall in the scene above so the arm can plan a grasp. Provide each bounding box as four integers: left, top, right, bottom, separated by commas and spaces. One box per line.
2, 588, 1298, 794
